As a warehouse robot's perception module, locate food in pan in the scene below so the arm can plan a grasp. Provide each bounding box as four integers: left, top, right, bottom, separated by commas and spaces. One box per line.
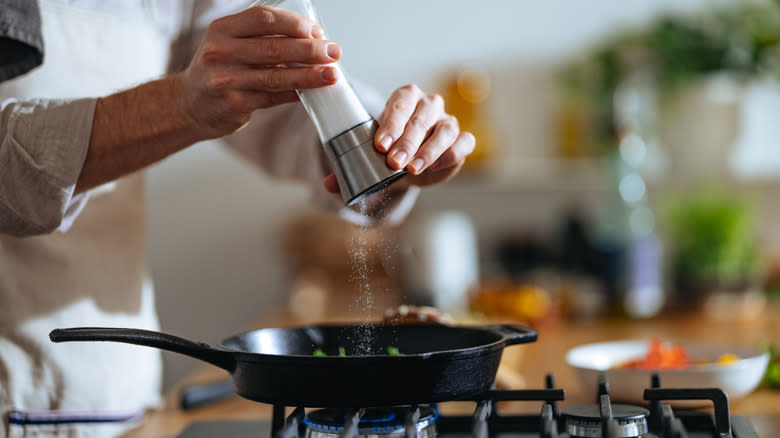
311, 346, 403, 356
386, 346, 404, 356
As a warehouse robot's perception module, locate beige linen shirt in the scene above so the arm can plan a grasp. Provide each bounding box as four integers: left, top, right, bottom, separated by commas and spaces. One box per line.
0, 1, 417, 436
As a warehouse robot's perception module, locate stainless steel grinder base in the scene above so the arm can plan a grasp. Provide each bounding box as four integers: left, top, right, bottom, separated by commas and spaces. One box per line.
324, 119, 408, 205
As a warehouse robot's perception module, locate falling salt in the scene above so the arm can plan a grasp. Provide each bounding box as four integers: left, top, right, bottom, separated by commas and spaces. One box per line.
349, 191, 392, 355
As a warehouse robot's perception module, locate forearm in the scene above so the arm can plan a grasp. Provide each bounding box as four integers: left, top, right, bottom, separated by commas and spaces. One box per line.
73, 6, 339, 194
75, 75, 203, 193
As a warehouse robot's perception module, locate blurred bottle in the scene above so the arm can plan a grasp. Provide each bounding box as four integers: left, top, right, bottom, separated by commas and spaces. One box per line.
395, 211, 480, 315
593, 151, 663, 318
556, 211, 607, 320
440, 68, 500, 173
593, 77, 664, 319
555, 96, 595, 160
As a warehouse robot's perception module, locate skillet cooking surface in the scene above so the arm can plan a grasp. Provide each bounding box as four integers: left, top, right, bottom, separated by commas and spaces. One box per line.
221, 324, 504, 357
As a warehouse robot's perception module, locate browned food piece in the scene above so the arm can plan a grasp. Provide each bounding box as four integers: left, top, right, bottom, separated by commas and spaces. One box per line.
383, 305, 456, 326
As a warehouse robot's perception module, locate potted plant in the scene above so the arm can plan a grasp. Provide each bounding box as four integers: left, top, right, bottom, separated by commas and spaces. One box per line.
663, 190, 763, 310
559, 1, 780, 171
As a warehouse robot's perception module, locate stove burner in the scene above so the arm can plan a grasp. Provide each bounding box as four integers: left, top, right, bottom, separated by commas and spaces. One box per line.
563, 403, 650, 438
303, 407, 438, 438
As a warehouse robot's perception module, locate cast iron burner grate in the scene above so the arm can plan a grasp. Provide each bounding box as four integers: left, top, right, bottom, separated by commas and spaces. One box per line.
301, 406, 439, 438
176, 373, 760, 438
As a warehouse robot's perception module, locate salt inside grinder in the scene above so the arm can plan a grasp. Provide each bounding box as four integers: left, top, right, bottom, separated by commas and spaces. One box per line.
251, 0, 407, 205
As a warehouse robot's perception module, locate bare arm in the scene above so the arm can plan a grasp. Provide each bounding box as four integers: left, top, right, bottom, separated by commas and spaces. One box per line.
75, 6, 339, 193
81, 4, 474, 202
3, 5, 473, 236
75, 78, 197, 192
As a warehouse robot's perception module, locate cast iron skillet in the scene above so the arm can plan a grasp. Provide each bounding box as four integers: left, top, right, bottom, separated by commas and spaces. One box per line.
49, 324, 536, 407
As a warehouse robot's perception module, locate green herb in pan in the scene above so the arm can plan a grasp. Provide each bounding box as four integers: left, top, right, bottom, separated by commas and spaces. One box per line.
312, 347, 347, 356
313, 346, 404, 356
386, 346, 404, 356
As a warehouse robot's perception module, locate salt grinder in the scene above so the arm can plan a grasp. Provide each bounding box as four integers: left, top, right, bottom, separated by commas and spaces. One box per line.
251, 0, 407, 205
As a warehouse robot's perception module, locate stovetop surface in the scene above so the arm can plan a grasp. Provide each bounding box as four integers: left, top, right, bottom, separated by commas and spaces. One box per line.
174, 374, 766, 438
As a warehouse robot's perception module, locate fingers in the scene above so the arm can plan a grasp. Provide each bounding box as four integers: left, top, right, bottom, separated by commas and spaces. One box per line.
213, 6, 323, 39
399, 131, 475, 188
206, 65, 338, 93
380, 86, 446, 170
180, 6, 338, 138
224, 37, 341, 66
376, 85, 424, 153
406, 116, 460, 175
429, 132, 476, 172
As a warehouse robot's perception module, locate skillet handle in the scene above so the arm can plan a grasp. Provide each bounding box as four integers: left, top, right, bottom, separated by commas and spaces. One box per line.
489, 325, 538, 346
50, 327, 237, 372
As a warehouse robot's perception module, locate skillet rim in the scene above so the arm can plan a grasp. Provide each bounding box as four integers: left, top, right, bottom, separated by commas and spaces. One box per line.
217, 323, 519, 362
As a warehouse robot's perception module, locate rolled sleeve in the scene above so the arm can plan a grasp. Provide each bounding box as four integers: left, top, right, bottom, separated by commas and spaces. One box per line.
0, 97, 95, 237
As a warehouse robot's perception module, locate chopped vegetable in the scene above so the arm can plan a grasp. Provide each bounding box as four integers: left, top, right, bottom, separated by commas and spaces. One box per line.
338, 347, 346, 357
386, 346, 404, 356
618, 338, 691, 370
716, 353, 740, 365
312, 348, 327, 357
614, 338, 743, 370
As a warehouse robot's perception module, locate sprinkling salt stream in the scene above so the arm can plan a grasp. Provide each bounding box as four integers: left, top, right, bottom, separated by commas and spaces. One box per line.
349, 190, 392, 355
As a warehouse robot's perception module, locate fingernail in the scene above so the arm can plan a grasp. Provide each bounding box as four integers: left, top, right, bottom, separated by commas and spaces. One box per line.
377, 135, 393, 152
311, 25, 324, 39
327, 43, 341, 60
321, 67, 337, 82
392, 151, 408, 167
409, 158, 425, 174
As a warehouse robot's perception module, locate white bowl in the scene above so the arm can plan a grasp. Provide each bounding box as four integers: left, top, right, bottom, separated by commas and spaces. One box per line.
566, 340, 770, 407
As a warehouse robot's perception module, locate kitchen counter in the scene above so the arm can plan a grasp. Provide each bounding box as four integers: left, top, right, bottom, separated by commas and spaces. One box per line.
121, 306, 780, 438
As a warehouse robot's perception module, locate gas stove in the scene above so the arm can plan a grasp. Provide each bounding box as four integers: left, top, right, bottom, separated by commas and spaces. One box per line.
175, 373, 760, 438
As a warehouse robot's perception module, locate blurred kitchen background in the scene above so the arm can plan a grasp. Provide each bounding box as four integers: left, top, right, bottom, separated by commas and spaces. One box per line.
146, 0, 780, 389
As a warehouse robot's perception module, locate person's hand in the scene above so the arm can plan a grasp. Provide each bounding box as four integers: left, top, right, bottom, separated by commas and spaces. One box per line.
174, 6, 341, 139
376, 85, 475, 186
324, 84, 475, 194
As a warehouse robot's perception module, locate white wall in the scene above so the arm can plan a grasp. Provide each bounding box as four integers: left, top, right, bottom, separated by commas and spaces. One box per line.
147, 0, 729, 389
316, 0, 722, 96
316, 0, 726, 175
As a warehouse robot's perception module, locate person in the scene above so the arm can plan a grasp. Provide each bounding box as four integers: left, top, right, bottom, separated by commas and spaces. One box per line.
0, 1, 474, 436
